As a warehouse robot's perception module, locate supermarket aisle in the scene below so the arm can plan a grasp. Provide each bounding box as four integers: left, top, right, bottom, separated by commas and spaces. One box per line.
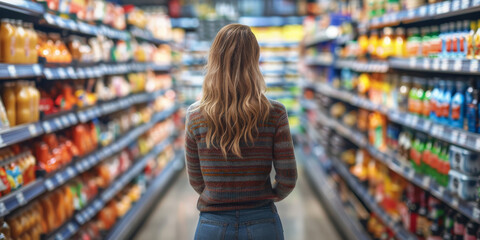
135, 164, 341, 240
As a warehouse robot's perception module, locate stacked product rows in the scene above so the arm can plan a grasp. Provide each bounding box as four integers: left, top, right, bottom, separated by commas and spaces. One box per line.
0, 1, 184, 240
302, 0, 480, 239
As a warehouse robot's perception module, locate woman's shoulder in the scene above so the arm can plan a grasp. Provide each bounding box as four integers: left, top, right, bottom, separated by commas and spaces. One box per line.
268, 99, 287, 115
186, 101, 203, 121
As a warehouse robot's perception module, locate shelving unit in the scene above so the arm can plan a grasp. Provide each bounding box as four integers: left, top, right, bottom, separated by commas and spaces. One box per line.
0, 1, 181, 239
308, 104, 480, 226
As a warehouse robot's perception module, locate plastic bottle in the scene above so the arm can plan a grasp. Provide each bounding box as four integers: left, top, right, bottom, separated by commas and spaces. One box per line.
398, 75, 411, 112
393, 28, 405, 57
0, 19, 16, 63
441, 80, 454, 125
27, 82, 40, 122
415, 78, 426, 116
454, 214, 467, 240
15, 81, 31, 125
422, 80, 433, 118
468, 21, 477, 59
14, 20, 25, 64
24, 22, 37, 64
466, 79, 479, 132
448, 22, 456, 58
430, 79, 440, 121
408, 78, 419, 114
450, 81, 466, 129
430, 25, 441, 58
406, 28, 421, 57
460, 20, 470, 58
475, 19, 480, 59
1, 83, 15, 127
421, 27, 431, 57
440, 23, 449, 58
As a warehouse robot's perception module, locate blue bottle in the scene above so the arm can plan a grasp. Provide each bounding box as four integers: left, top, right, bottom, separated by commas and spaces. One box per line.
466, 79, 479, 132
436, 80, 447, 123
450, 81, 465, 129
441, 80, 454, 125
430, 79, 440, 122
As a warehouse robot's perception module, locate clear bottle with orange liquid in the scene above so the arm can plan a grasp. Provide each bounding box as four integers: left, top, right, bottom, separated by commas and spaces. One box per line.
0, 19, 16, 63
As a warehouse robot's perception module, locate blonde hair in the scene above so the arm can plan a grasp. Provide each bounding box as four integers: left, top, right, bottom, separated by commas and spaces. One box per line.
198, 23, 271, 158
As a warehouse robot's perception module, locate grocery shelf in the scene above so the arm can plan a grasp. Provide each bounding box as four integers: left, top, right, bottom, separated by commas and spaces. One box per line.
43, 62, 171, 80
105, 151, 185, 240
314, 108, 480, 225
335, 59, 389, 73
366, 1, 480, 30
0, 89, 168, 151
330, 159, 417, 240
305, 55, 334, 67
0, 62, 170, 80
0, 63, 42, 79
0, 105, 179, 219
304, 150, 370, 240
388, 58, 480, 75
0, 0, 44, 17
258, 42, 299, 48
0, 123, 44, 148
260, 56, 298, 63
313, 82, 480, 152
45, 136, 177, 240
130, 26, 169, 45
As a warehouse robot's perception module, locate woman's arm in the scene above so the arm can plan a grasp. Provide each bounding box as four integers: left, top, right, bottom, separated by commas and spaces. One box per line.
272, 108, 297, 201
185, 112, 205, 195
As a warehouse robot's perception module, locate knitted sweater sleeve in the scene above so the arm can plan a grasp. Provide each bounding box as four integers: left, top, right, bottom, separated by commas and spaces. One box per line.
185, 110, 205, 195
272, 108, 297, 201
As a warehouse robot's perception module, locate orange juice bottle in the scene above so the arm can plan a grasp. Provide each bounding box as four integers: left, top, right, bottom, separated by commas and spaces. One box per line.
1, 83, 15, 126
15, 82, 31, 125
27, 82, 39, 122
14, 20, 25, 64
0, 19, 16, 63
24, 22, 37, 64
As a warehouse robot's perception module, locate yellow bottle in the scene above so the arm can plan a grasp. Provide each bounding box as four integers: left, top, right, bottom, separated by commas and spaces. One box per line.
1, 19, 16, 63
475, 19, 480, 59
2, 83, 16, 126
14, 20, 25, 64
467, 21, 477, 59
27, 82, 40, 122
15, 81, 32, 125
23, 22, 37, 64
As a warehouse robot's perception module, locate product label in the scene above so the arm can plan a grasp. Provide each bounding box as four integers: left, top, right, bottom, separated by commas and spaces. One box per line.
410, 148, 422, 166
10, 36, 15, 57
422, 151, 431, 166
422, 100, 431, 117
451, 104, 461, 120
24, 38, 29, 57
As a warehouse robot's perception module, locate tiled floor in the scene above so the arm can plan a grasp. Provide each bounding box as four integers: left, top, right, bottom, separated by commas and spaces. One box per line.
135, 166, 341, 240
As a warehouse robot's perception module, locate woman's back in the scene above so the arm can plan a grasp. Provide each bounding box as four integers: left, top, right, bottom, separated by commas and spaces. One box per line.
185, 99, 296, 212
185, 23, 296, 240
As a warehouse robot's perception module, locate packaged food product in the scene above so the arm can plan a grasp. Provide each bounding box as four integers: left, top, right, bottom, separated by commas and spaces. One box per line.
448, 170, 479, 201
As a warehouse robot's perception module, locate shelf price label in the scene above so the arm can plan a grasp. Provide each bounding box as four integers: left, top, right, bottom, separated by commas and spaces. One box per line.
45, 179, 54, 190
470, 60, 479, 72
32, 64, 41, 75
0, 202, 7, 215
453, 59, 462, 71
16, 192, 26, 206
409, 58, 417, 68
441, 59, 449, 70
432, 58, 440, 70
7, 65, 17, 78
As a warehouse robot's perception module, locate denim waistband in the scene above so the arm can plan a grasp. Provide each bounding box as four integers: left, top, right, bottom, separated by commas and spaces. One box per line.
200, 202, 278, 221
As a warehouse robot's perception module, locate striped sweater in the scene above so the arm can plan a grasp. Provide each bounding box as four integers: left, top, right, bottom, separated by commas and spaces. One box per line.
185, 100, 297, 212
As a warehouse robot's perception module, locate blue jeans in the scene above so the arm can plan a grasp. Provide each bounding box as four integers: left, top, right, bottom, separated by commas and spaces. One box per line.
194, 203, 284, 240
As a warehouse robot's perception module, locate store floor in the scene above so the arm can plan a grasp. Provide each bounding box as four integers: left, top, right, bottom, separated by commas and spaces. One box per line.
135, 162, 341, 240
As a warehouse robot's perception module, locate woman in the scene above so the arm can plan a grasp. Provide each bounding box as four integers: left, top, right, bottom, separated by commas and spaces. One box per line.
185, 24, 297, 240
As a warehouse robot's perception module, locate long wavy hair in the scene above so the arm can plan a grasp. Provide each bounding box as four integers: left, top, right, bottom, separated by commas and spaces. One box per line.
198, 23, 271, 158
